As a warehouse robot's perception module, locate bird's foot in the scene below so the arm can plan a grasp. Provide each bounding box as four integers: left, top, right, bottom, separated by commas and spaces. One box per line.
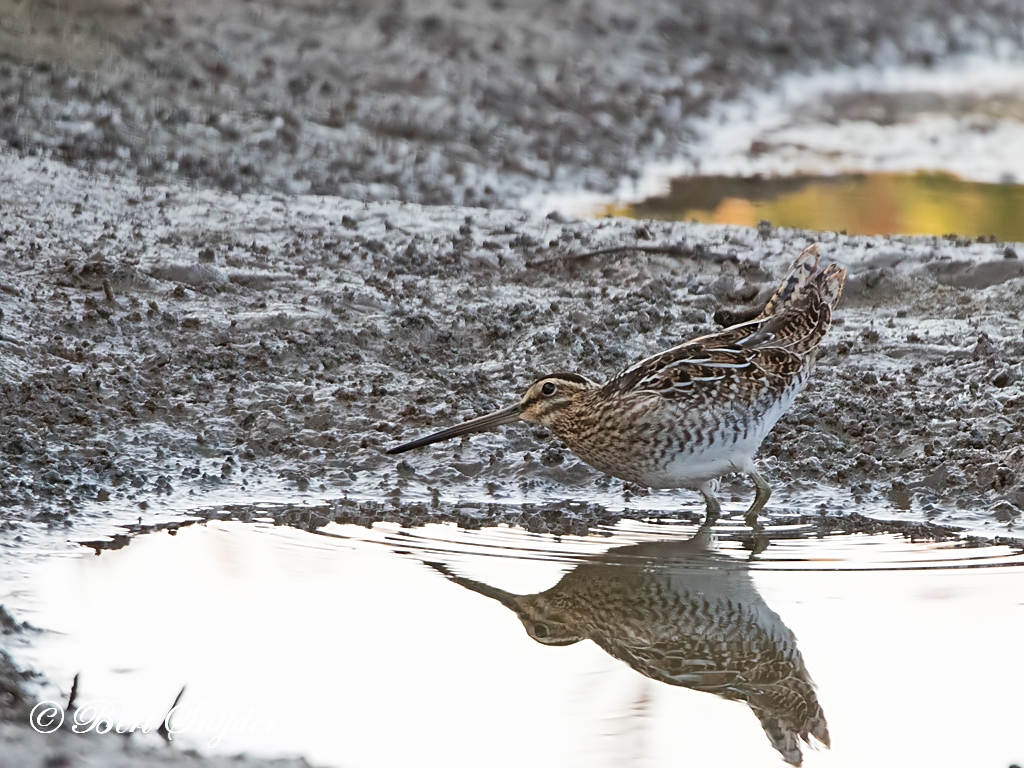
699, 480, 722, 525
742, 527, 770, 556
743, 461, 772, 526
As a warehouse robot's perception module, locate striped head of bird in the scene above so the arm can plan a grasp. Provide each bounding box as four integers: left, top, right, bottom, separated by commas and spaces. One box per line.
386, 372, 598, 455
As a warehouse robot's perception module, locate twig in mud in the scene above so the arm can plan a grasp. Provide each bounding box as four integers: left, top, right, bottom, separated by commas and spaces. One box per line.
525, 243, 739, 268
67, 672, 80, 711
157, 685, 187, 742
385, 221, 415, 237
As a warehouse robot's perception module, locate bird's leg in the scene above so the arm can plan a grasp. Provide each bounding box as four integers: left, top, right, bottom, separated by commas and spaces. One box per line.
743, 527, 770, 557
699, 480, 722, 524
743, 461, 771, 527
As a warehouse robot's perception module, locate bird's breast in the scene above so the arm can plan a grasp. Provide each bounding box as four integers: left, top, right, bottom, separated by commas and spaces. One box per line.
555, 379, 807, 489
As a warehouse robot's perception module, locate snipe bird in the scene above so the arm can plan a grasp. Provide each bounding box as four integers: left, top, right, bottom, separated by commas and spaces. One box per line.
426, 527, 829, 765
388, 244, 846, 524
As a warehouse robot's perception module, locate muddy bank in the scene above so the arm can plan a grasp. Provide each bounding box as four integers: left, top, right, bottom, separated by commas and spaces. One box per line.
1, 0, 1020, 207
2, 151, 1023, 549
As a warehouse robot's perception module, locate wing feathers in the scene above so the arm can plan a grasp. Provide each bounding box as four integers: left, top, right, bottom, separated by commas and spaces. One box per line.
602, 245, 846, 402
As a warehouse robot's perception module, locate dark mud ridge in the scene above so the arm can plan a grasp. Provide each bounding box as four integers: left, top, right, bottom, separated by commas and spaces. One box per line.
81, 501, 1023, 557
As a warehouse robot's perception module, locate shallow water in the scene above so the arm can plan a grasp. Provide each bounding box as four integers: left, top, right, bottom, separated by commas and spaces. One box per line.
627, 172, 1024, 241
7, 518, 1024, 768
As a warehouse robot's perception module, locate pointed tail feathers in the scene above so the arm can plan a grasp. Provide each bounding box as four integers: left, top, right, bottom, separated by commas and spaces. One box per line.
760, 244, 846, 319
759, 244, 820, 319
814, 262, 846, 311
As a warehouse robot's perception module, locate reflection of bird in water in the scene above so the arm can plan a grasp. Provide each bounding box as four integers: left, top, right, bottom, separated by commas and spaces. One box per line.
428, 527, 829, 765
388, 244, 845, 526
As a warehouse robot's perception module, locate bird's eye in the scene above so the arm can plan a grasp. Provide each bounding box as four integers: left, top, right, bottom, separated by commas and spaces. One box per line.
541, 382, 556, 396
534, 623, 550, 638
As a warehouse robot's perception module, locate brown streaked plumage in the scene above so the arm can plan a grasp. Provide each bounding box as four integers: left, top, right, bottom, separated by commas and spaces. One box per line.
387, 244, 846, 524
426, 527, 829, 765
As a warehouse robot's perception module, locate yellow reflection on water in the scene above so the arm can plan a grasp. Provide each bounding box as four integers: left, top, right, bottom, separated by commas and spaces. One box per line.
628, 172, 1024, 240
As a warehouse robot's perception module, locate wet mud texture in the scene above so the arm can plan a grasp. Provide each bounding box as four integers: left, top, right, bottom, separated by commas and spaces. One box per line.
2, 152, 1024, 546
1, 0, 1021, 206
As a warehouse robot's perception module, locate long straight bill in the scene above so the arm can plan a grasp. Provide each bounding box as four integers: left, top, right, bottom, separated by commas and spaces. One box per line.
424, 562, 520, 611
386, 403, 522, 455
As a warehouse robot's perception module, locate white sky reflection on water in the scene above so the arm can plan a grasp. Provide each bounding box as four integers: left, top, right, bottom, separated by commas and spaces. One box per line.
7, 521, 1024, 768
